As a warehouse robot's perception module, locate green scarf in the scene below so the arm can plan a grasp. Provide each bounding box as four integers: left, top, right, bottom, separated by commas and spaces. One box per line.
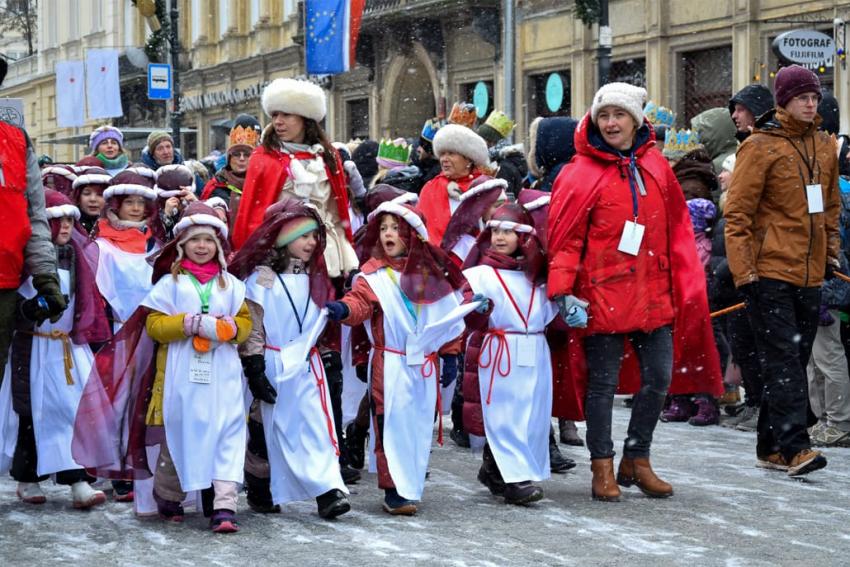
96, 152, 129, 170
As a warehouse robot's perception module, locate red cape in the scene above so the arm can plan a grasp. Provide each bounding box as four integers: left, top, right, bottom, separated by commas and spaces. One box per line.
416, 171, 481, 245
547, 115, 723, 420
231, 146, 353, 250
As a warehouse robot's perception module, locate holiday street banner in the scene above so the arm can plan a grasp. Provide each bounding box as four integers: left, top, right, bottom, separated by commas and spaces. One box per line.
305, 0, 365, 74
86, 49, 123, 119
55, 60, 86, 127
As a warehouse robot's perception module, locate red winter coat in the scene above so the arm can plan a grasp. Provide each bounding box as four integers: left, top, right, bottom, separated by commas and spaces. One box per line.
416, 171, 481, 245
231, 146, 353, 250
547, 113, 723, 418
0, 122, 31, 288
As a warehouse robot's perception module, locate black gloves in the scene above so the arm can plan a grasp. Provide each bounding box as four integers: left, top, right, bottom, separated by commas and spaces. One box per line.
242, 354, 277, 404
325, 301, 350, 321
737, 282, 759, 307
825, 263, 838, 281
25, 273, 69, 324
440, 354, 460, 388
321, 351, 343, 387
355, 363, 369, 383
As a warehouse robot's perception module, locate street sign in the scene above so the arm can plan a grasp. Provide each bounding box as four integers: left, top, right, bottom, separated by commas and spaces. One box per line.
147, 63, 172, 100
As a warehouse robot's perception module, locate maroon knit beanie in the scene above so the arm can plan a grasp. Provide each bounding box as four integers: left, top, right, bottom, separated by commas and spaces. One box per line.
774, 65, 822, 108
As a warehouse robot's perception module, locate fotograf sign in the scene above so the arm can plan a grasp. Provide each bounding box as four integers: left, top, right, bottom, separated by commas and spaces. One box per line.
772, 30, 834, 68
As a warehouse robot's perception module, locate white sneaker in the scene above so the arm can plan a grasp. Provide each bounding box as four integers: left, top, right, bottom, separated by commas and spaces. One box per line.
17, 482, 46, 504
71, 481, 107, 509
811, 425, 850, 447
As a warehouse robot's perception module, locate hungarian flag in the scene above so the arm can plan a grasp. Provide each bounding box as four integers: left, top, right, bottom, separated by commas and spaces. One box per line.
55, 60, 86, 127
305, 0, 365, 75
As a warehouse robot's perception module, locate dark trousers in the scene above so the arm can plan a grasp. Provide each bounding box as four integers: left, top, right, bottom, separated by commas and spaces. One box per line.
745, 278, 819, 461
11, 414, 91, 485
727, 308, 764, 407
584, 326, 673, 460
0, 289, 17, 373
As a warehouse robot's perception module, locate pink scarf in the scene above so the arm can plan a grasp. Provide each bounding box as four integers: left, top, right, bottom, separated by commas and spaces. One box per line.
180, 259, 220, 283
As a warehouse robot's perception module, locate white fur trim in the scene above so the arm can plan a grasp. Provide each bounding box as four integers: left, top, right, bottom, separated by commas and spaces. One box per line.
174, 213, 229, 240
722, 153, 736, 173
486, 219, 536, 234
526, 117, 544, 178
155, 163, 194, 181
521, 195, 550, 211
72, 173, 112, 190
103, 185, 157, 200
45, 204, 81, 220
459, 178, 509, 202
432, 124, 491, 169
391, 192, 419, 206
591, 82, 648, 126
125, 166, 156, 179
261, 78, 327, 122
155, 186, 184, 198
204, 196, 229, 211
368, 201, 429, 242
41, 166, 77, 181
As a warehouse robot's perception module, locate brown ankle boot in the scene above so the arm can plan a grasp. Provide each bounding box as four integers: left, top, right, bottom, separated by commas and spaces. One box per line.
590, 458, 621, 502
617, 457, 673, 498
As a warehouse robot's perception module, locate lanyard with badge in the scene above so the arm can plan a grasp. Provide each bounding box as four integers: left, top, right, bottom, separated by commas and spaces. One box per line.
277, 274, 311, 335
617, 155, 647, 256
187, 273, 215, 384
787, 136, 824, 214
493, 268, 537, 367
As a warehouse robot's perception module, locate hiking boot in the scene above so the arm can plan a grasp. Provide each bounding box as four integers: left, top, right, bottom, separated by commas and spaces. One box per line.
549, 428, 577, 473
450, 427, 471, 448
16, 482, 46, 505
811, 424, 850, 447
617, 457, 673, 498
503, 481, 543, 505
718, 389, 741, 406
735, 407, 759, 432
478, 444, 506, 496
590, 458, 621, 502
210, 509, 239, 533
787, 449, 827, 477
154, 491, 184, 522
340, 464, 361, 485
316, 489, 351, 519
111, 480, 134, 502
245, 472, 280, 514
660, 396, 693, 422
558, 419, 584, 446
688, 395, 719, 426
345, 422, 368, 470
382, 488, 417, 516
71, 481, 107, 510
756, 453, 789, 472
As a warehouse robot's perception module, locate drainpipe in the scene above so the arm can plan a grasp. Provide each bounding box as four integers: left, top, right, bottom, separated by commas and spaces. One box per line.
503, 0, 515, 141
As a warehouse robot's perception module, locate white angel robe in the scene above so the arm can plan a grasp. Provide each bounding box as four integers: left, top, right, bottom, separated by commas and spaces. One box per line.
95, 238, 156, 332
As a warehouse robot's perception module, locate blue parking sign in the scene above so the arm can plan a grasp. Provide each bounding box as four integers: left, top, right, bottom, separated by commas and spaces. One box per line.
147, 63, 172, 100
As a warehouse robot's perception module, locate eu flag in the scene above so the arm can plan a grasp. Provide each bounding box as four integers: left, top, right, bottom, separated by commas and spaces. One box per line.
305, 0, 365, 75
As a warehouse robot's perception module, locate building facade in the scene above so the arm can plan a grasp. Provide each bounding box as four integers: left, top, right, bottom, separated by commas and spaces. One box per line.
1, 0, 848, 161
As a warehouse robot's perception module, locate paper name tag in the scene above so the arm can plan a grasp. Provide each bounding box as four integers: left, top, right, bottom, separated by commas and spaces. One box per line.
617, 221, 645, 256
517, 335, 536, 367
806, 184, 824, 214
189, 351, 212, 384
406, 336, 424, 366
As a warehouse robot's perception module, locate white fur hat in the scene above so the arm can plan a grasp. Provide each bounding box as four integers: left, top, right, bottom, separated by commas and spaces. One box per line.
261, 78, 327, 122
591, 82, 648, 126
432, 124, 491, 169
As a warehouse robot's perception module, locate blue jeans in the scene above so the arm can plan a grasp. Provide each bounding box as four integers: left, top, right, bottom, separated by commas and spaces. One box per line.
584, 326, 673, 460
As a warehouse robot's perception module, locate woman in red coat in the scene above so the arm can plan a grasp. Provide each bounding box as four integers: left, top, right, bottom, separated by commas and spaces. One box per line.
231, 78, 356, 279
416, 124, 490, 245
547, 83, 721, 502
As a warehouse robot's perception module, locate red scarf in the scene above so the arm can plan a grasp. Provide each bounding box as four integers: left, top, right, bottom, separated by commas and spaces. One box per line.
180, 259, 220, 283
96, 218, 148, 253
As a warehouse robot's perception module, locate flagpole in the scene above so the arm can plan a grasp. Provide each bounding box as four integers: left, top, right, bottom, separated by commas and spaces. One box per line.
170, 0, 182, 148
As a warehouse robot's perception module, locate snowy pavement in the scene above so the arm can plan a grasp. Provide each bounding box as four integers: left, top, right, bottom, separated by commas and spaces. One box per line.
2, 403, 849, 567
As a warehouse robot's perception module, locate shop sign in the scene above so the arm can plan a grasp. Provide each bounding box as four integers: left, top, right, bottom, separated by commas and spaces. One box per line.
772, 30, 834, 68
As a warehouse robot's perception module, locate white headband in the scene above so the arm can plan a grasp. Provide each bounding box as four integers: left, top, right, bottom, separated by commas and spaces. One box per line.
368, 201, 429, 241
45, 204, 81, 220
486, 219, 536, 234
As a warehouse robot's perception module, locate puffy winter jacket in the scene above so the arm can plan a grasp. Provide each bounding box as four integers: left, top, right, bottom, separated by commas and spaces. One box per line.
724, 108, 840, 288
691, 107, 738, 175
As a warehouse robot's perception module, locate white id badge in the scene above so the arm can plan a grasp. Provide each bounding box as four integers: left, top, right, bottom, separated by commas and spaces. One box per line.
406, 336, 424, 366
517, 335, 536, 367
806, 184, 824, 214
189, 351, 213, 384
617, 221, 645, 256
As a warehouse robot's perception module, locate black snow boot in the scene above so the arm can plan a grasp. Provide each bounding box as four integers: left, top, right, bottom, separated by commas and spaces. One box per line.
316, 488, 351, 519
504, 481, 544, 505
245, 471, 280, 514
477, 443, 506, 496
550, 426, 576, 473
346, 422, 368, 470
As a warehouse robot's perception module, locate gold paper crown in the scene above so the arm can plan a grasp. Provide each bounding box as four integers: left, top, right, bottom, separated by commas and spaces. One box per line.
643, 101, 677, 128
448, 102, 477, 129
229, 125, 260, 148
663, 128, 703, 158
482, 111, 515, 138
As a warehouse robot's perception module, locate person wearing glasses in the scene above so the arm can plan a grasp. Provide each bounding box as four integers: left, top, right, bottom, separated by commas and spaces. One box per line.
201, 115, 263, 228
725, 65, 840, 477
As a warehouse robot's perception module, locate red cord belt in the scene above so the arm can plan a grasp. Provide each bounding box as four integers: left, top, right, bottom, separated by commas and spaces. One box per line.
478, 330, 542, 405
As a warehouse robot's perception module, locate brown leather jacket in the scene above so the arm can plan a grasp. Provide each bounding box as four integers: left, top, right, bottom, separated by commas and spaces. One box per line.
724, 107, 840, 288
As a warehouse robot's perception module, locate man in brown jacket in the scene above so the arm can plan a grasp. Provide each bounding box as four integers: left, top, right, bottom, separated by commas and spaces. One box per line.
725, 65, 839, 477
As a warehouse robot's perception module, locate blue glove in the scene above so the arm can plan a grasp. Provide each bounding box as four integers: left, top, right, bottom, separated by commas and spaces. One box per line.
556, 295, 589, 328
470, 293, 491, 314
440, 354, 459, 388
325, 301, 350, 321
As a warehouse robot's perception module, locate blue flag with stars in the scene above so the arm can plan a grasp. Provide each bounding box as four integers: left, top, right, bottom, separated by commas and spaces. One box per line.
306, 0, 350, 74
